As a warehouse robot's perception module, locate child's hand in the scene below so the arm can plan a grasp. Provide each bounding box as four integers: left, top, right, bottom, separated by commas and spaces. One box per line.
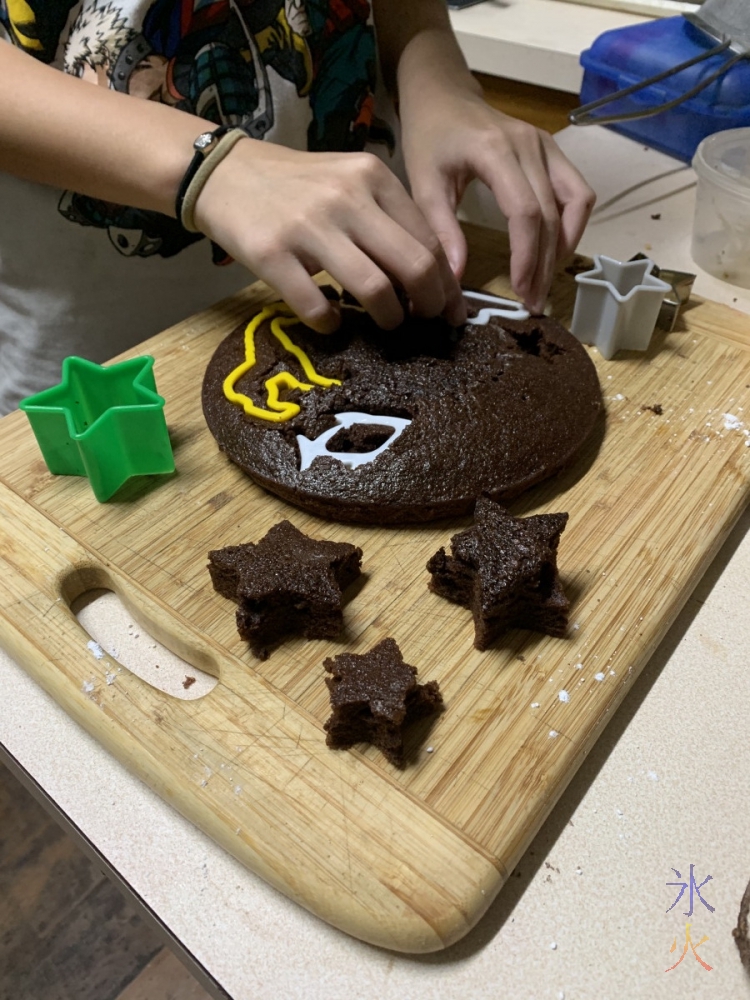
0, 31, 466, 337
399, 86, 595, 315
193, 139, 467, 334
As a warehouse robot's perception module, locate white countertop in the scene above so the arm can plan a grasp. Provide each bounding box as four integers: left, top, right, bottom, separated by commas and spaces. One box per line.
3, 68, 750, 1000
450, 0, 646, 92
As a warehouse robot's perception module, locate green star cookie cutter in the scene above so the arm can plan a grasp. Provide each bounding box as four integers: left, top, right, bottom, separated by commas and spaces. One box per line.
19, 355, 175, 502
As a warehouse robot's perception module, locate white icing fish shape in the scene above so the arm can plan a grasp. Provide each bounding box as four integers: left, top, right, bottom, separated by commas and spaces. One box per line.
297, 412, 412, 472
463, 290, 530, 325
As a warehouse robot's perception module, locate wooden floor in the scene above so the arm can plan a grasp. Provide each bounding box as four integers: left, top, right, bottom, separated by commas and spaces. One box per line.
0, 761, 212, 1000
0, 75, 574, 1000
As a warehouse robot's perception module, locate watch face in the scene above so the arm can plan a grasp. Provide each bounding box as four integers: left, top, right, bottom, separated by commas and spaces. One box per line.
194, 132, 215, 151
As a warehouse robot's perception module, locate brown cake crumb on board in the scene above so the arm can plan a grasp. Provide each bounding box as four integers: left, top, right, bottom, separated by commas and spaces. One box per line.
324, 638, 443, 767
208, 520, 362, 659
427, 497, 569, 650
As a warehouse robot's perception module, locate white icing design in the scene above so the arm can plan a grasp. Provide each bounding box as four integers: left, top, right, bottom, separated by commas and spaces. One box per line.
296, 412, 412, 472
463, 290, 530, 325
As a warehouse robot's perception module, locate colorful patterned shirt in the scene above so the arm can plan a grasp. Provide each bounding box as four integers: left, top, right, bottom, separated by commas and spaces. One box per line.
0, 0, 397, 411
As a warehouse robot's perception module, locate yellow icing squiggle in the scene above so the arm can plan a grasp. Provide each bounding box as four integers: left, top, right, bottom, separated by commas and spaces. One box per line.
223, 303, 341, 422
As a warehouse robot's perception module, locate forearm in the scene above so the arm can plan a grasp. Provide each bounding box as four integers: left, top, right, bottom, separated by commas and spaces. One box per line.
0, 42, 211, 216
372, 0, 481, 104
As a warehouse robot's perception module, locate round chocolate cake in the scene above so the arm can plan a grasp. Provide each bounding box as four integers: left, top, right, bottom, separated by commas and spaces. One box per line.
202, 294, 602, 523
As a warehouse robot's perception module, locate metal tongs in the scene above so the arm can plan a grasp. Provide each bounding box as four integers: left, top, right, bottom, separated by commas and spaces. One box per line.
570, 0, 750, 126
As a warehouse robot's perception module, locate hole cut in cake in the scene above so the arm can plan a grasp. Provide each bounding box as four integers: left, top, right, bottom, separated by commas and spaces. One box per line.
73, 589, 217, 700
325, 424, 394, 454
508, 327, 564, 360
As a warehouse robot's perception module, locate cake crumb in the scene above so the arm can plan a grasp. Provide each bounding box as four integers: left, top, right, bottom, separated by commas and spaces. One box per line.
647, 770, 659, 781
594, 672, 605, 681
105, 672, 117, 686
641, 403, 663, 415
550, 941, 558, 950
82, 679, 95, 693
183, 675, 196, 689
574, 662, 583, 670
87, 640, 105, 660
549, 730, 559, 739
426, 746, 434, 753
558, 690, 570, 703
531, 702, 540, 708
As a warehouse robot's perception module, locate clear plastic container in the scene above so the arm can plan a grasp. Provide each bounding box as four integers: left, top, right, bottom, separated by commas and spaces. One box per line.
691, 128, 750, 289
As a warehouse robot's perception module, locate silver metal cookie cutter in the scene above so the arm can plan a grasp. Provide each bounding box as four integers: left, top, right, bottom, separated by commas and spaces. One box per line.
629, 254, 697, 333
570, 255, 672, 360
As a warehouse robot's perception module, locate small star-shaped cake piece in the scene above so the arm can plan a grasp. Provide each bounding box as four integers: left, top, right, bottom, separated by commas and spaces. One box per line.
323, 638, 443, 767
208, 520, 362, 659
427, 497, 569, 650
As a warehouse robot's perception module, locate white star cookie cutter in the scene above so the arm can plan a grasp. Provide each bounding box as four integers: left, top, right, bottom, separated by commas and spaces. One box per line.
570, 255, 671, 361
297, 412, 412, 472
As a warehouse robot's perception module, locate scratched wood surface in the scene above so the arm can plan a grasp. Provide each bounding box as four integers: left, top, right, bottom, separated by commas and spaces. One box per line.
0, 224, 749, 952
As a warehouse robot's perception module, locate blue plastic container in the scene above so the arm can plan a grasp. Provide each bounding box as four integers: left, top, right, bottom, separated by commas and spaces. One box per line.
579, 17, 750, 163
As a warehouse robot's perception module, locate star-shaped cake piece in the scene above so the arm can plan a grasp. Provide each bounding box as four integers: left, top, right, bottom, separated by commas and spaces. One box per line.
208, 520, 362, 659
323, 638, 443, 767
427, 497, 569, 650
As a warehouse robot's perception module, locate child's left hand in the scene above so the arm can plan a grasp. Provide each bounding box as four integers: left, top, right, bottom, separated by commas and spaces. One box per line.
398, 81, 595, 315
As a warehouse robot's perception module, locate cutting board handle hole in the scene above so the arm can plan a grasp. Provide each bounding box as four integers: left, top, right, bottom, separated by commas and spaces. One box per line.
72, 588, 218, 700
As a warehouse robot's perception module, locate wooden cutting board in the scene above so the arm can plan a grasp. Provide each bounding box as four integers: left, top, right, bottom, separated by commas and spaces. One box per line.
1, 224, 749, 953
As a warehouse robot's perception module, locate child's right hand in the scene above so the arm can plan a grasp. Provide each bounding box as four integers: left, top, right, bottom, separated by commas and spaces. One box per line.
193, 139, 467, 333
